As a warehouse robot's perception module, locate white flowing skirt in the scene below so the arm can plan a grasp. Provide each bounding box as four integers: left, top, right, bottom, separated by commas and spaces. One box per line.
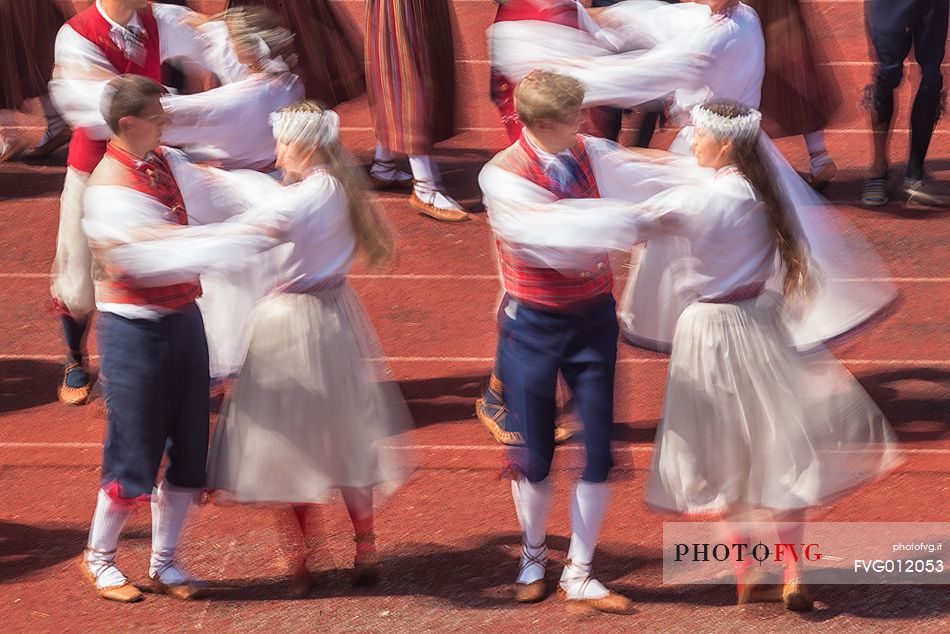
645, 293, 900, 514
206, 283, 412, 504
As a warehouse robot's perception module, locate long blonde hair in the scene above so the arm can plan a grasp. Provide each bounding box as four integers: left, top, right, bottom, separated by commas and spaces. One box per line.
702, 99, 810, 298
280, 101, 395, 269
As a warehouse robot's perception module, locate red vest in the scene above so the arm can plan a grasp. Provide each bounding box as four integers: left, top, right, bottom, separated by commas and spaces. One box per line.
494, 134, 613, 311
97, 144, 202, 311
495, 0, 580, 26
65, 3, 162, 173
490, 1, 614, 142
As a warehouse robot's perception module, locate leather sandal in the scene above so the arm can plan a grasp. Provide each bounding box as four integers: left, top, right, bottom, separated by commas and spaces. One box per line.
147, 562, 202, 600
553, 420, 579, 445
79, 550, 143, 603
557, 586, 633, 614
58, 362, 91, 406
514, 544, 548, 603
352, 533, 379, 587
782, 578, 814, 612
806, 151, 837, 191
558, 560, 633, 613
409, 191, 470, 223
476, 397, 524, 446
736, 568, 782, 605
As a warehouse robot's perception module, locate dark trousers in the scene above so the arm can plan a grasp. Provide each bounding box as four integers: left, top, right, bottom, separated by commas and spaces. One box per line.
98, 305, 210, 499
870, 0, 948, 178
498, 294, 618, 483
592, 0, 676, 146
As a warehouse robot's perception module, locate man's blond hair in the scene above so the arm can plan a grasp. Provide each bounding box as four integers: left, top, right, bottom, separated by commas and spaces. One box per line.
514, 70, 585, 127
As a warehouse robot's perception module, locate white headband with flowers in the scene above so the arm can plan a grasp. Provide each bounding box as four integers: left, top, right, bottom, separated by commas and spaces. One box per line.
270, 108, 341, 146
691, 104, 762, 142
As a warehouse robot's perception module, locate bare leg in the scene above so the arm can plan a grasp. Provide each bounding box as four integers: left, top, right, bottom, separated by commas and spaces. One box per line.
285, 504, 314, 596
723, 504, 780, 604
341, 487, 379, 586
772, 509, 814, 611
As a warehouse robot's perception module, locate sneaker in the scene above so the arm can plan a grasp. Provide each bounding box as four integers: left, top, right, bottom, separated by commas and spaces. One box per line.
902, 177, 950, 208
862, 175, 891, 207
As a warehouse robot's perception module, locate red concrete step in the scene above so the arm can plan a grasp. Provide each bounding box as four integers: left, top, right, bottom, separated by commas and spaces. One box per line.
1, 458, 946, 632
4, 144, 950, 278
1, 352, 946, 457
3, 273, 948, 360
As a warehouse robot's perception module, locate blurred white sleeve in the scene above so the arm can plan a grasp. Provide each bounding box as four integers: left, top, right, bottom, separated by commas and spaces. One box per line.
153, 4, 235, 78
488, 20, 710, 110
48, 25, 117, 139
84, 182, 284, 287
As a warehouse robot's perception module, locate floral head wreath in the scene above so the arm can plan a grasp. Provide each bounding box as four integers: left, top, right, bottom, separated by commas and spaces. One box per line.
691, 104, 762, 142
270, 108, 341, 146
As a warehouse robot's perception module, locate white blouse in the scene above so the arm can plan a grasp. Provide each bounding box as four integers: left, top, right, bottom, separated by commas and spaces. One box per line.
50, 3, 239, 140
484, 146, 773, 300
482, 135, 896, 349
161, 72, 305, 170
488, 1, 764, 113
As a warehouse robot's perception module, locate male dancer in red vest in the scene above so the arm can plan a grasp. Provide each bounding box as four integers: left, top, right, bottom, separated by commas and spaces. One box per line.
78, 74, 211, 603
479, 0, 616, 447
49, 0, 225, 405
479, 70, 631, 613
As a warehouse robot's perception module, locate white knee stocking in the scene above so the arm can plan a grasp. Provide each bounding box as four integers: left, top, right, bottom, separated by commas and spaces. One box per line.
409, 155, 441, 191
149, 480, 200, 582
373, 143, 395, 163
560, 480, 610, 599
804, 130, 827, 155
511, 478, 553, 584
85, 488, 134, 588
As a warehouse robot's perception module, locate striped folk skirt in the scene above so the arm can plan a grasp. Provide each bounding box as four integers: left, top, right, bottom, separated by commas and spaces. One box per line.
0, 0, 68, 109
745, 0, 841, 138
365, 0, 457, 155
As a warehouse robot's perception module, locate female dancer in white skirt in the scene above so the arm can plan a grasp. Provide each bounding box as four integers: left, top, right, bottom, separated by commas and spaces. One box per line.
203, 101, 411, 595
488, 99, 900, 612
639, 102, 900, 611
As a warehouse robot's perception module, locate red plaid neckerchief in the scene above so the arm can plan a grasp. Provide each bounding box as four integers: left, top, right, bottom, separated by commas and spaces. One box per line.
106, 143, 188, 226
516, 133, 601, 200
